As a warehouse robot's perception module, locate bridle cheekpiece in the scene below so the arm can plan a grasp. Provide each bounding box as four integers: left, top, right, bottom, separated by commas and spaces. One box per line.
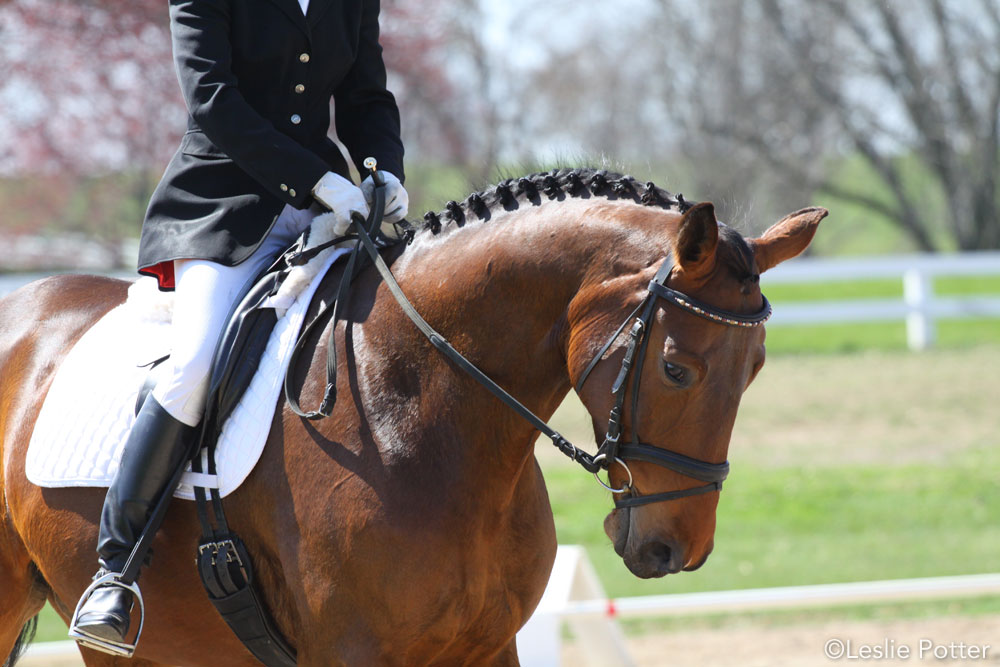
575, 256, 770, 508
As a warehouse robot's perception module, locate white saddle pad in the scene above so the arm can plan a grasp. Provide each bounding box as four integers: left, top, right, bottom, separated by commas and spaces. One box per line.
26, 249, 345, 500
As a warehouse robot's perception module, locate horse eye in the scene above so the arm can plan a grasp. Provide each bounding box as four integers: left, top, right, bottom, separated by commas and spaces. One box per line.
664, 361, 688, 385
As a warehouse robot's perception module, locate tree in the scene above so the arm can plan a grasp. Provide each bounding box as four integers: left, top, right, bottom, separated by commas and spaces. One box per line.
0, 0, 184, 264
380, 0, 470, 165
381, 0, 513, 183
655, 0, 1000, 251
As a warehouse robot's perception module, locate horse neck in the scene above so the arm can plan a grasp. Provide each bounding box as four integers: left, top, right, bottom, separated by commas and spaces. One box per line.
383, 199, 661, 490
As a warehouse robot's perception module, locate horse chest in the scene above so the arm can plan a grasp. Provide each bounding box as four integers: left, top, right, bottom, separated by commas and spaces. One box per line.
329, 470, 555, 657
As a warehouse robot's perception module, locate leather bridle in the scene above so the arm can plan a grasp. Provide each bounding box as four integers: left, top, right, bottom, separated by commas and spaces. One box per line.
285, 163, 772, 510
575, 257, 771, 508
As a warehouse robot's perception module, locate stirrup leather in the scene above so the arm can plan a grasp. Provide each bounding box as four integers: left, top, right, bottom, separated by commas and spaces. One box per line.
68, 572, 145, 658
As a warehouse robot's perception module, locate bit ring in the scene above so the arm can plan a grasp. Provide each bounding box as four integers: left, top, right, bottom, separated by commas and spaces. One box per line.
592, 453, 633, 493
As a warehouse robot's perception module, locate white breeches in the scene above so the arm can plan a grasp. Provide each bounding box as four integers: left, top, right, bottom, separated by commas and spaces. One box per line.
152, 204, 320, 426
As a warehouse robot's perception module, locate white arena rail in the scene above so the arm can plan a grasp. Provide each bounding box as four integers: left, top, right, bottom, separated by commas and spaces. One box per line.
515, 546, 1000, 667
764, 251, 1000, 350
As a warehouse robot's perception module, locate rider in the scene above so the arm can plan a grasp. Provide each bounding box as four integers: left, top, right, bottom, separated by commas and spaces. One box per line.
70, 0, 407, 651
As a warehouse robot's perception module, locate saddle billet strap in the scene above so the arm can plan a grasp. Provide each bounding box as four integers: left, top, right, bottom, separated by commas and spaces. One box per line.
614, 481, 722, 509
192, 407, 297, 667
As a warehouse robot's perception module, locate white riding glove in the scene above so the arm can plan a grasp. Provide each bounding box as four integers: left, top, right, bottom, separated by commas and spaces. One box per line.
360, 171, 409, 239
263, 173, 366, 318
311, 171, 370, 237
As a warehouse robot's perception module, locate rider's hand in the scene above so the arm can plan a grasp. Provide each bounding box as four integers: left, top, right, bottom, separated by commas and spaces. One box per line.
361, 171, 409, 239
311, 172, 369, 236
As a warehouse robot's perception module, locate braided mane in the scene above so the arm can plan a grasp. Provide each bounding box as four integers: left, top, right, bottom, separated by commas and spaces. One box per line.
410, 168, 692, 237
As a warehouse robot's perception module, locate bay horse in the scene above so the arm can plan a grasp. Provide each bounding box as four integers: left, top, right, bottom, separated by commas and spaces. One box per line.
0, 169, 826, 666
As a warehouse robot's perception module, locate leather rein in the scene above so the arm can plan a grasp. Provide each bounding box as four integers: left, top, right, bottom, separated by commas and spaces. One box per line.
285, 165, 772, 508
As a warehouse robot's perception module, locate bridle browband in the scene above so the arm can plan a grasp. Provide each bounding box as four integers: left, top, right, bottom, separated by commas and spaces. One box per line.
286, 162, 772, 510
575, 257, 770, 508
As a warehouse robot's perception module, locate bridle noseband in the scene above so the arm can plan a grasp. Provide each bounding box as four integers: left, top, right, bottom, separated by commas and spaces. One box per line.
575, 256, 771, 509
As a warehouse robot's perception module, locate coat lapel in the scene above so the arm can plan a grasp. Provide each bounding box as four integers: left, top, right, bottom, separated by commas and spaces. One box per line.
306, 0, 335, 30
266, 0, 311, 38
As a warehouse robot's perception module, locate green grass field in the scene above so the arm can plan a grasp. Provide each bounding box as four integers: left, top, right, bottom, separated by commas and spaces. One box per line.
542, 451, 1000, 598
28, 277, 1000, 643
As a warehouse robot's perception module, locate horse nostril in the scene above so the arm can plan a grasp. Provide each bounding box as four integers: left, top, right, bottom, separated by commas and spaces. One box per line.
648, 541, 673, 566
639, 539, 682, 576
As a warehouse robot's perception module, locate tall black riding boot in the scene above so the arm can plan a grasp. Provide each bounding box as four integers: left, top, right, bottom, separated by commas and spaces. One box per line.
69, 395, 197, 651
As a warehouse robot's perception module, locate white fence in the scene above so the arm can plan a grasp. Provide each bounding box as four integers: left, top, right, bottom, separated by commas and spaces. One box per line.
765, 251, 1000, 350
514, 546, 1000, 667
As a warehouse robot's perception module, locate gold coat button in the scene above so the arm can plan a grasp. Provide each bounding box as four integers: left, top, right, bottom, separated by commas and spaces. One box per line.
290, 114, 302, 125
280, 184, 288, 192
294, 84, 305, 94
289, 188, 297, 198
299, 53, 310, 63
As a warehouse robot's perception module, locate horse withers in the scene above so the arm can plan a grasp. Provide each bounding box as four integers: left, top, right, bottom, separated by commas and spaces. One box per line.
0, 169, 826, 665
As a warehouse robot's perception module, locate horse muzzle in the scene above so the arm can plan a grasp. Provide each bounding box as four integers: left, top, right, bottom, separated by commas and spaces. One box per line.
605, 508, 688, 578
623, 537, 686, 579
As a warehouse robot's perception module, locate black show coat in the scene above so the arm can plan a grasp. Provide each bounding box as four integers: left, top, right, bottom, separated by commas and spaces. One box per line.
138, 0, 404, 281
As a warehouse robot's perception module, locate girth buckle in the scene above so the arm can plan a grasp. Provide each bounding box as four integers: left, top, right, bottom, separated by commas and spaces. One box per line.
198, 539, 244, 567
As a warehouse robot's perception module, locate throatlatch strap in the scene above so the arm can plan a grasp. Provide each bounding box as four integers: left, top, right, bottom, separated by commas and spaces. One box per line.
574, 299, 647, 394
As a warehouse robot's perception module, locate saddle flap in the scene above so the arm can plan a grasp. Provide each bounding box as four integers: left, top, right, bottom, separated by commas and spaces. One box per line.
209, 283, 281, 426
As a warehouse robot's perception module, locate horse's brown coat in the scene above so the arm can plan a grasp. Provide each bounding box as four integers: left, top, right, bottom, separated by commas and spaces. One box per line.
0, 190, 825, 665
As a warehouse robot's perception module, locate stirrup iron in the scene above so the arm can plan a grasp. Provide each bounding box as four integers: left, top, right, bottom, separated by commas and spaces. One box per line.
68, 572, 145, 658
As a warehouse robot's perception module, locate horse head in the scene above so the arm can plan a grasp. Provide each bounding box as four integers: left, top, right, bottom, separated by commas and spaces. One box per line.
569, 201, 828, 578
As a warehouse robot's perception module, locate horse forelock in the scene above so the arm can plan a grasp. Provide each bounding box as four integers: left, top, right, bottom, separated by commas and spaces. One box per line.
411, 168, 687, 240
717, 224, 760, 287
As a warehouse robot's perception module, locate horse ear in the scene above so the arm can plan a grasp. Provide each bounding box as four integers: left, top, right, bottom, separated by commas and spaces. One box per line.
675, 202, 719, 279
749, 207, 829, 273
